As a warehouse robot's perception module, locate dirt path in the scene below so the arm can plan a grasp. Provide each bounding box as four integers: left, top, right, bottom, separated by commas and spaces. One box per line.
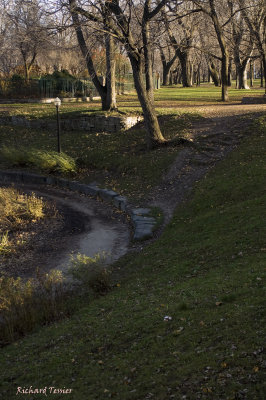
147, 104, 265, 227
1, 184, 130, 278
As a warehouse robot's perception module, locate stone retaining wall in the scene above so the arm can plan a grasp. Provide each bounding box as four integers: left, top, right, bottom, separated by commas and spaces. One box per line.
0, 114, 142, 133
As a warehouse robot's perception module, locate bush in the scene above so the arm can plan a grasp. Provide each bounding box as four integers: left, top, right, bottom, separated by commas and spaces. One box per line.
69, 253, 111, 296
11, 74, 24, 88
0, 146, 76, 174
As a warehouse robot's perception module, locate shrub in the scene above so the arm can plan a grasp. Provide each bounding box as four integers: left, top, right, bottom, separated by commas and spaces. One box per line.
0, 270, 66, 345
69, 253, 111, 296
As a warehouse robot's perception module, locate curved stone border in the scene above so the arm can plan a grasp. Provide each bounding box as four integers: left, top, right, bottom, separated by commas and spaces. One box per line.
0, 170, 156, 241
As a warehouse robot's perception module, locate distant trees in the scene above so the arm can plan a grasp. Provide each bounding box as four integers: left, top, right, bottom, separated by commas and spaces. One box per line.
7, 0, 51, 83
1, 0, 265, 143
161, 3, 200, 88
238, 0, 266, 92
228, 0, 254, 90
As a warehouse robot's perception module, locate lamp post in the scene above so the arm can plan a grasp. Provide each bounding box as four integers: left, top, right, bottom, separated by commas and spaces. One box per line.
54, 97, 61, 153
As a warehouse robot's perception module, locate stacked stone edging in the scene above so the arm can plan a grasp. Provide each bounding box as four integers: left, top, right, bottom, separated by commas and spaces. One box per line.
0, 114, 142, 133
0, 170, 156, 241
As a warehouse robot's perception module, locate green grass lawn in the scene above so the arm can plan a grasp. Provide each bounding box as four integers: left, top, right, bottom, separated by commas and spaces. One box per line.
0, 81, 263, 120
0, 116, 265, 400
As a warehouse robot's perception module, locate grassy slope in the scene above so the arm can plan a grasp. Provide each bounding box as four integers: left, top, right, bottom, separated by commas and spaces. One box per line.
0, 117, 265, 399
0, 113, 197, 202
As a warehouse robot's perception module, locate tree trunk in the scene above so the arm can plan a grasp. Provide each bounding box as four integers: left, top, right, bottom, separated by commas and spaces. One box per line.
237, 64, 250, 89
221, 55, 229, 101
234, 51, 251, 89
209, 0, 229, 101
178, 52, 192, 87
105, 30, 117, 110
260, 60, 264, 87
197, 65, 201, 86
208, 62, 220, 86
129, 54, 166, 148
25, 64, 30, 84
228, 59, 232, 86
169, 70, 173, 85
262, 56, 266, 93
142, 7, 154, 102
163, 69, 170, 86
249, 62, 253, 87
160, 48, 178, 86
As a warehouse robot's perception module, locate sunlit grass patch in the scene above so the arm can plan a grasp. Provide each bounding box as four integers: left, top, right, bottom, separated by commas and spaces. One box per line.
0, 146, 76, 174
0, 187, 45, 230
0, 232, 10, 254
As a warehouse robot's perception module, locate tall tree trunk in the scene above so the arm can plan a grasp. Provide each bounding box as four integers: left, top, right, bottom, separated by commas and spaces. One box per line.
209, 0, 229, 101
169, 70, 173, 85
178, 51, 192, 87
197, 65, 201, 86
262, 56, 266, 93
249, 62, 253, 87
237, 64, 250, 89
260, 60, 264, 87
234, 49, 251, 89
221, 54, 229, 101
129, 54, 166, 148
160, 48, 178, 86
163, 69, 170, 86
208, 61, 220, 86
105, 29, 117, 110
142, 3, 154, 102
228, 58, 232, 86
21, 50, 36, 84
25, 64, 30, 84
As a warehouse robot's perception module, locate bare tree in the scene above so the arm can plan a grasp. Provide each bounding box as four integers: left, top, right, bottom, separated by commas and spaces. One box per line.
68, 0, 117, 110
162, 4, 199, 87
238, 0, 266, 92
8, 0, 51, 83
189, 0, 233, 101
159, 42, 178, 86
227, 0, 255, 89
0, 1, 19, 76
66, 0, 169, 148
